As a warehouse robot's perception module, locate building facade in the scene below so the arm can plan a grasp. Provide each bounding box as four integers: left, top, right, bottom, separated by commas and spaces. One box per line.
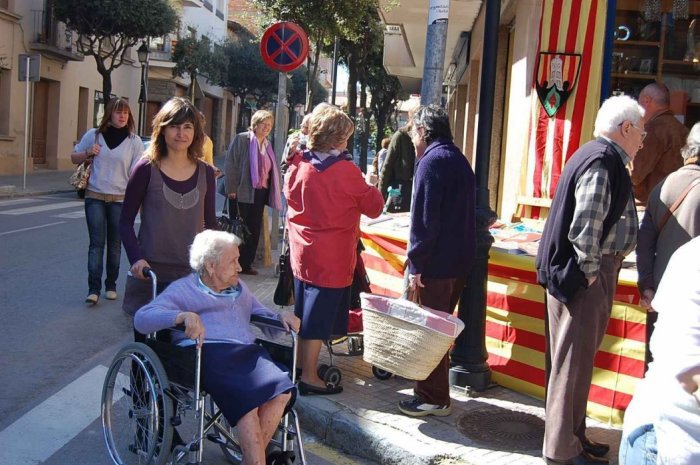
0, 0, 237, 176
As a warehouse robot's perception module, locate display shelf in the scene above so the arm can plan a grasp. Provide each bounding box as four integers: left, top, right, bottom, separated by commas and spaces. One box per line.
614, 40, 660, 47
611, 72, 657, 80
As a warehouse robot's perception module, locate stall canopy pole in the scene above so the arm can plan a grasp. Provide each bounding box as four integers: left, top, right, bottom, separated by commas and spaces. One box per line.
449, 0, 500, 392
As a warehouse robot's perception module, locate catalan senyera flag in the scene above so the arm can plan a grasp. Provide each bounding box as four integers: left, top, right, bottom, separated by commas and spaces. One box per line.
520, 0, 608, 219
360, 227, 646, 426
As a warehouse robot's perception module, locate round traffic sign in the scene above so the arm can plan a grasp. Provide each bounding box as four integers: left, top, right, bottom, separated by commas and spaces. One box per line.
260, 22, 309, 73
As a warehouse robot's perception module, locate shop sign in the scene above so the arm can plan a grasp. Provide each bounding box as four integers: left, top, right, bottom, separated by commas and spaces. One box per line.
535, 52, 581, 117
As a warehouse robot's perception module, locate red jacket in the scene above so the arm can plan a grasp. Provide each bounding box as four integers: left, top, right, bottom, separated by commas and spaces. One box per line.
284, 152, 384, 288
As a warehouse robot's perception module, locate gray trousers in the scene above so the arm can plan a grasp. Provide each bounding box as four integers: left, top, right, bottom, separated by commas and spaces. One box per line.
543, 254, 622, 460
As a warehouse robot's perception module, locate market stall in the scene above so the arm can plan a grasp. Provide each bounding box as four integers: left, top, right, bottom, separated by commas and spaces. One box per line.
359, 215, 647, 426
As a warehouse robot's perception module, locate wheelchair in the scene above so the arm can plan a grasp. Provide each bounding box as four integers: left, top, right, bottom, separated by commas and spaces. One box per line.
100, 270, 306, 465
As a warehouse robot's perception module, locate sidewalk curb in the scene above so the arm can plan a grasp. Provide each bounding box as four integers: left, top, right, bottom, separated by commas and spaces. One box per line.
296, 396, 469, 465
0, 187, 75, 199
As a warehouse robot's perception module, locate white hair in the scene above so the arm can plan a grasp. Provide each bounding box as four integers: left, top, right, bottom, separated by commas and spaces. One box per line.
682, 122, 700, 161
593, 95, 645, 138
189, 230, 242, 274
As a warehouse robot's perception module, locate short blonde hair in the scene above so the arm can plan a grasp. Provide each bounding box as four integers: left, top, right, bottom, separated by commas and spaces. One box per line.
307, 104, 354, 152
249, 110, 274, 132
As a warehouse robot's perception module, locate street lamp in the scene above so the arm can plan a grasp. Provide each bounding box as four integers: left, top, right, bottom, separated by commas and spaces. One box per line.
137, 41, 149, 136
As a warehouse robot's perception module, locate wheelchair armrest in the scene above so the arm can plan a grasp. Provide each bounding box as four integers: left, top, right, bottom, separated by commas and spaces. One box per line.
250, 314, 285, 331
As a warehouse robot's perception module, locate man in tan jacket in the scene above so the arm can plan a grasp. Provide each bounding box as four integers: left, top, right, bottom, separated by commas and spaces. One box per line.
630, 83, 688, 205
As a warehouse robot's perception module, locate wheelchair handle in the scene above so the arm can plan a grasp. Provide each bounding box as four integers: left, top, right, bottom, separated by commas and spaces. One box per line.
142, 267, 157, 301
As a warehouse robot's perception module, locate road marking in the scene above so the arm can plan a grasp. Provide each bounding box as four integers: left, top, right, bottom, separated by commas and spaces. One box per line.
0, 198, 41, 208
0, 221, 66, 236
54, 210, 85, 219
0, 365, 109, 465
0, 200, 84, 215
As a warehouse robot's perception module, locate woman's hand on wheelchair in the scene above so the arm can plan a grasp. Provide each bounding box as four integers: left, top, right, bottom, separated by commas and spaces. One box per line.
130, 259, 151, 280
280, 311, 300, 334
176, 312, 205, 347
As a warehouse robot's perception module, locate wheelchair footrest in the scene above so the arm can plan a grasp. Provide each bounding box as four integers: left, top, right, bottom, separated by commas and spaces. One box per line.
206, 433, 227, 445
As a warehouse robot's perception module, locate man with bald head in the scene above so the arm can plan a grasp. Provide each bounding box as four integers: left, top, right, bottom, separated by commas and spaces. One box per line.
631, 83, 688, 204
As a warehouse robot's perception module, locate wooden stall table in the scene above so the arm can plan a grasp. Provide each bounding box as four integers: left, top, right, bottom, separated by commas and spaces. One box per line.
359, 215, 647, 426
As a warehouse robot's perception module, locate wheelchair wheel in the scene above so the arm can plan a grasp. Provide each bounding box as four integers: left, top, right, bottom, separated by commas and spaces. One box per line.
208, 398, 243, 464
102, 342, 173, 465
318, 364, 342, 387
372, 366, 393, 380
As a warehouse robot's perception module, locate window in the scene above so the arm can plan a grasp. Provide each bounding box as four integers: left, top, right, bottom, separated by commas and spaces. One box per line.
0, 0, 9, 10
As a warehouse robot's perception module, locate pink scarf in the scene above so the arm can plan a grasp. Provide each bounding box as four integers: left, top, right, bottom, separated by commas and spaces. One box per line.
248, 132, 281, 210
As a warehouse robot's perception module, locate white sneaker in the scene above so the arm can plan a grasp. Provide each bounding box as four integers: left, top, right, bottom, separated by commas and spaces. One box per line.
105, 291, 118, 300
398, 397, 452, 417
85, 294, 99, 305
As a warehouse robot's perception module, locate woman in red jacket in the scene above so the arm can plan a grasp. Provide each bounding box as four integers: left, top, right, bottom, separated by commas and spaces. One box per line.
284, 104, 384, 395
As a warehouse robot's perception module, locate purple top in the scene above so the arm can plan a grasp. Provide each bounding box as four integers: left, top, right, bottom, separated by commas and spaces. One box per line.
134, 274, 280, 345
120, 157, 218, 265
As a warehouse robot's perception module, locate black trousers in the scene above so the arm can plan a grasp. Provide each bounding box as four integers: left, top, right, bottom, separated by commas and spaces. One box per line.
231, 187, 268, 270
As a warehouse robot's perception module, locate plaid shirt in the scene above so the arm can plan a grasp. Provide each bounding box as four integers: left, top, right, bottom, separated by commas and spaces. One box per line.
568, 139, 638, 279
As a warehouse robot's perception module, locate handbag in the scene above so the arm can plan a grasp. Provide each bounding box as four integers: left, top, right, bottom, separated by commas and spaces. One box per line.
217, 199, 251, 244
657, 177, 700, 232
69, 131, 98, 194
274, 226, 294, 306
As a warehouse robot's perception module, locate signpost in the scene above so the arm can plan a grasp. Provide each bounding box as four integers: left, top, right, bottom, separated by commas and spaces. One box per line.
260, 22, 309, 73
260, 22, 309, 248
18, 53, 40, 191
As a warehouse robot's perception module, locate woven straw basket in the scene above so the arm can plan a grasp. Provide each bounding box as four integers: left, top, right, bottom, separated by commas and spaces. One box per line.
361, 294, 464, 381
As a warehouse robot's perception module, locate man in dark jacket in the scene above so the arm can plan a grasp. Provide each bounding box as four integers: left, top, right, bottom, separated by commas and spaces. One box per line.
378, 102, 419, 212
536, 96, 645, 465
398, 105, 476, 418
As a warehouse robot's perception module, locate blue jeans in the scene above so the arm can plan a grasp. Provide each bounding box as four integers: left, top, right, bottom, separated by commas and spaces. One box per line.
619, 424, 657, 465
85, 198, 122, 295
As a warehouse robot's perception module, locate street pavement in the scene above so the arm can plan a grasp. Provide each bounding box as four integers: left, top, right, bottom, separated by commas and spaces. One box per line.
0, 169, 624, 465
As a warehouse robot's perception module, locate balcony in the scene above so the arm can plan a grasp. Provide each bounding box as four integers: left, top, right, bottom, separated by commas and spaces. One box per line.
29, 8, 83, 62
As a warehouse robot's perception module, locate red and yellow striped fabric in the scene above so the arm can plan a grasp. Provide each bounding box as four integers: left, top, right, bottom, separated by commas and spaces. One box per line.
520, 0, 608, 219
361, 228, 646, 426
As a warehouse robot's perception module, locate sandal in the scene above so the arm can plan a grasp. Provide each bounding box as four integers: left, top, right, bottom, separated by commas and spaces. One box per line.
297, 381, 343, 396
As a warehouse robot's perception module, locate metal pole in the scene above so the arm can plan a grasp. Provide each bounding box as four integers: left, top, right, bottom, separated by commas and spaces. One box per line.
331, 37, 338, 105
420, 0, 449, 106
449, 0, 500, 392
138, 63, 146, 136
271, 72, 288, 249
23, 55, 31, 191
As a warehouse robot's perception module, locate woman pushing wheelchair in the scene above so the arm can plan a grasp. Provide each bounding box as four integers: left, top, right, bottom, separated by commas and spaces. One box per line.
134, 230, 300, 465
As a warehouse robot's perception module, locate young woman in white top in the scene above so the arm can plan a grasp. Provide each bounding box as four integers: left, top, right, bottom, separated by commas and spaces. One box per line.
71, 98, 144, 305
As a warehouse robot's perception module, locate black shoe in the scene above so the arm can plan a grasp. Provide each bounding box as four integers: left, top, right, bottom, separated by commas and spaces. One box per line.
297, 381, 342, 396
582, 439, 609, 457
543, 450, 609, 465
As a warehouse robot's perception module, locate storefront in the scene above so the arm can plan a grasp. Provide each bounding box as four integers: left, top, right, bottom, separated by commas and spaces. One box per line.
377, 0, 700, 425
360, 218, 646, 427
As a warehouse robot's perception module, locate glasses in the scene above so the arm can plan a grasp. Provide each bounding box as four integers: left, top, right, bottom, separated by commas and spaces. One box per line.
619, 121, 646, 140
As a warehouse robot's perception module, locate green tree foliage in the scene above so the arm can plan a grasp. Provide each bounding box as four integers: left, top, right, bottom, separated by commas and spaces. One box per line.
53, 0, 178, 103
172, 34, 228, 103
223, 30, 278, 105
222, 29, 326, 109
252, 0, 380, 111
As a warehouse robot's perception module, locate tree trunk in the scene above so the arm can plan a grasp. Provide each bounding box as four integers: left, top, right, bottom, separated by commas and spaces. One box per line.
346, 51, 358, 155
101, 72, 112, 104
305, 37, 323, 113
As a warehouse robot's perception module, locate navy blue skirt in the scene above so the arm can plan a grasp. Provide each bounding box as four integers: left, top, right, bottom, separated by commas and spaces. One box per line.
293, 278, 350, 339
200, 343, 295, 425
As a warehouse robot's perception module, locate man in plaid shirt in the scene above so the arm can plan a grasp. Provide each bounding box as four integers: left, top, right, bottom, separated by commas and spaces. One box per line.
536, 96, 645, 465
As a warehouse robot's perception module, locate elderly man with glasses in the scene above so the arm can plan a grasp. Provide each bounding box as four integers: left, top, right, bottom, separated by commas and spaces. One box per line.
536, 95, 645, 465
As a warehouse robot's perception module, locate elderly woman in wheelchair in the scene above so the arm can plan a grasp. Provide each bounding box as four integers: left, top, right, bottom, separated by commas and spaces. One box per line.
103, 229, 301, 465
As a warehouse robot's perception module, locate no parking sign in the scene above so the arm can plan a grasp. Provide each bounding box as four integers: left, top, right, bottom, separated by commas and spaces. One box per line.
260, 22, 309, 73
